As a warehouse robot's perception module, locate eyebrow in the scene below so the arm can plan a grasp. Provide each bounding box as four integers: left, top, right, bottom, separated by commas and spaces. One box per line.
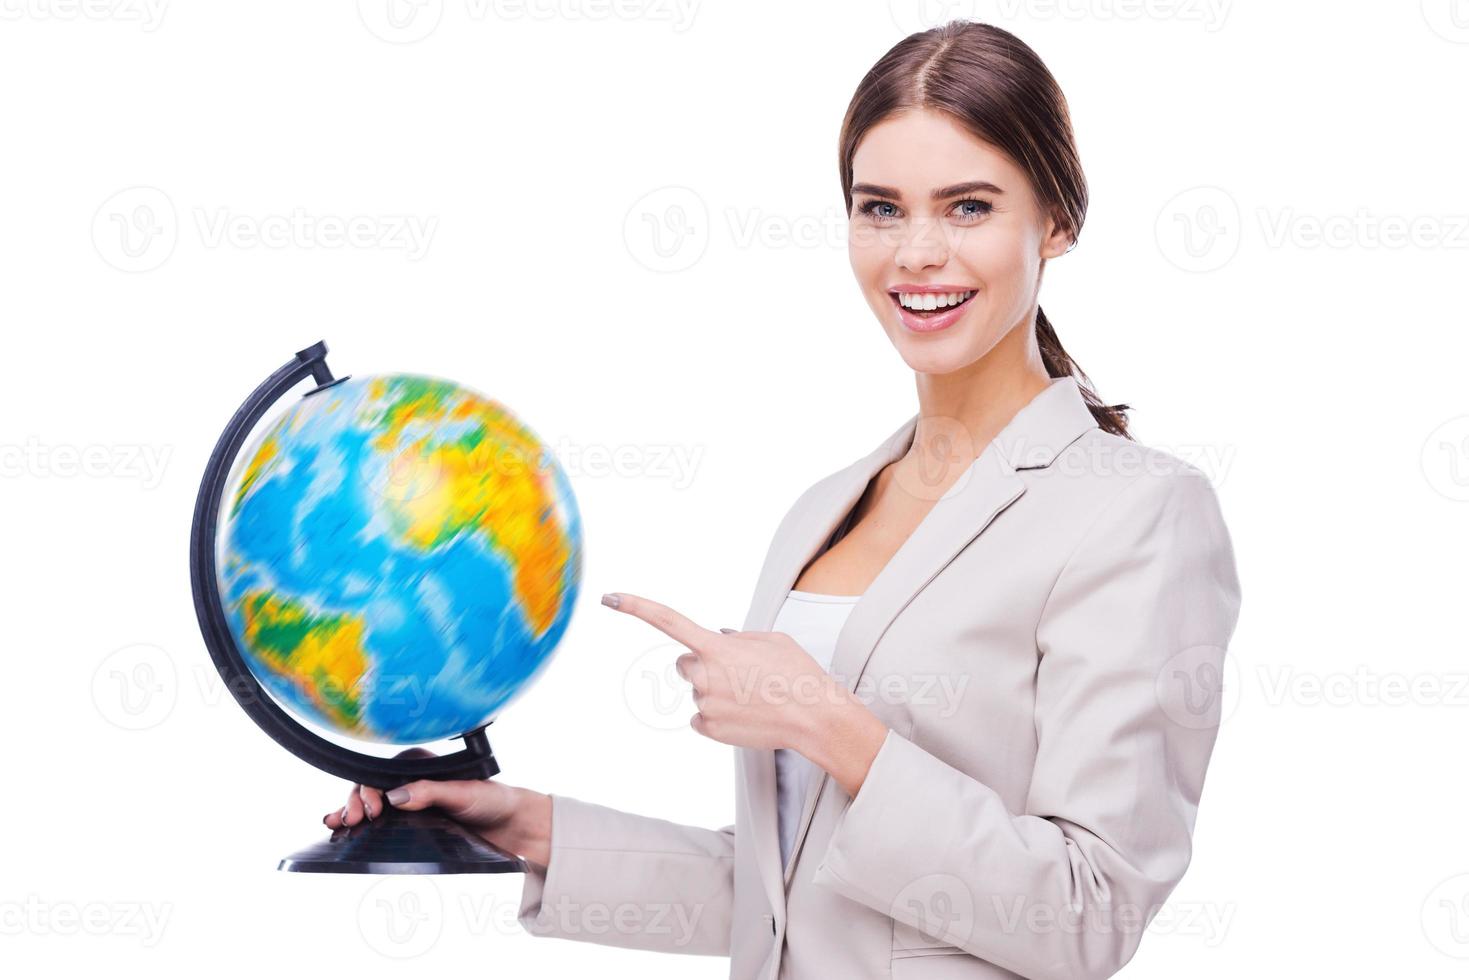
850, 180, 1005, 200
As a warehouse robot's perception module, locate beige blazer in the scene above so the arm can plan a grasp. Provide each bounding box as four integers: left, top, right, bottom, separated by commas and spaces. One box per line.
517, 376, 1242, 980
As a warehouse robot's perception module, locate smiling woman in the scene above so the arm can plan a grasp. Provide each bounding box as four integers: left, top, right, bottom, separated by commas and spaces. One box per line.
332, 19, 1241, 980
841, 24, 1131, 438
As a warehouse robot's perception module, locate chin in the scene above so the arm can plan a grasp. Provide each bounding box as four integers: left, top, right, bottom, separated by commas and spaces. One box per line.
883, 320, 998, 375
889, 335, 974, 375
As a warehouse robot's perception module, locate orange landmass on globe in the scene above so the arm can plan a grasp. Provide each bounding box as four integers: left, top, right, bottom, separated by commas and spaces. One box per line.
367, 377, 575, 641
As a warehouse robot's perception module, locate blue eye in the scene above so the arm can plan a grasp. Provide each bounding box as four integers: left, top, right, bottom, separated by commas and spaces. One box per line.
857, 200, 899, 221
854, 199, 994, 222
954, 199, 993, 219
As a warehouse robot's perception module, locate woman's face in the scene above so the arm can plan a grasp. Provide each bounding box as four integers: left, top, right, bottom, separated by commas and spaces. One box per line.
847, 108, 1072, 376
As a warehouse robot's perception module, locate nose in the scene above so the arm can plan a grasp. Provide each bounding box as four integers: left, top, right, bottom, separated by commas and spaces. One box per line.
893, 215, 949, 272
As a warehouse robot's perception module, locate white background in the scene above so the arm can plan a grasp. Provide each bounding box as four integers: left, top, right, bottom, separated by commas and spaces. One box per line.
3, 1, 1467, 976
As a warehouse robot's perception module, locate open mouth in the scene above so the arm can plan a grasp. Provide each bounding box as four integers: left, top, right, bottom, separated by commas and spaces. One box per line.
890, 289, 977, 318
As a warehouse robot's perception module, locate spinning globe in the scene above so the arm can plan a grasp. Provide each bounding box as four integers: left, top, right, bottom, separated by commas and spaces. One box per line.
218, 373, 583, 745
190, 343, 581, 873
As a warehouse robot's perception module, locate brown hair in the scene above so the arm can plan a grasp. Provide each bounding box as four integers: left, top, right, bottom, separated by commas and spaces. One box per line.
839, 20, 1131, 438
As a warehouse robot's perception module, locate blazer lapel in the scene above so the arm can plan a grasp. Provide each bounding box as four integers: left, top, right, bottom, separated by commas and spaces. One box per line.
738, 376, 1101, 906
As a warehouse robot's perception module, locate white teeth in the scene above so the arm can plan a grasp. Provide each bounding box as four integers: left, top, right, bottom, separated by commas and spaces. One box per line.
897, 290, 975, 310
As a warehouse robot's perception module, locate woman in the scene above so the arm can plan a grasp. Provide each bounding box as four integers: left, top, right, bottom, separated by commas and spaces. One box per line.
325, 20, 1241, 980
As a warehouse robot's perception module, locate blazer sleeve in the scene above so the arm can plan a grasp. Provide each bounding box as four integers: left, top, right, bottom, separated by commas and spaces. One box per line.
517, 792, 736, 956
809, 465, 1243, 980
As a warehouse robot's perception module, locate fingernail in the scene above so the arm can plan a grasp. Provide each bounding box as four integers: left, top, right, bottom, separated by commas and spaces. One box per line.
339, 806, 349, 824
601, 593, 621, 609
386, 787, 410, 805
720, 628, 736, 634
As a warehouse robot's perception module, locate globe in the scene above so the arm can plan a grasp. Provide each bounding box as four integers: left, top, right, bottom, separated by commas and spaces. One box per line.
216, 373, 583, 746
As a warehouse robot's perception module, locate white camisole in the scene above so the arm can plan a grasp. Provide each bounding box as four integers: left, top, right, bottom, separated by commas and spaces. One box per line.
772, 588, 861, 869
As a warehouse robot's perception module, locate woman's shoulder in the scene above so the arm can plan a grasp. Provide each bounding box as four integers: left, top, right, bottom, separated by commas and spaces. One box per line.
1049, 426, 1220, 495
1036, 427, 1233, 545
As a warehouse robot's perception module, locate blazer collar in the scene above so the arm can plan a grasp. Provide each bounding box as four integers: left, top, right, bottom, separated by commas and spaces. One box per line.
736, 375, 1099, 905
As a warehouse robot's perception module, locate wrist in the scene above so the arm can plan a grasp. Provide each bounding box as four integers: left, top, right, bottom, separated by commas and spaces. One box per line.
800, 685, 889, 797
505, 787, 553, 869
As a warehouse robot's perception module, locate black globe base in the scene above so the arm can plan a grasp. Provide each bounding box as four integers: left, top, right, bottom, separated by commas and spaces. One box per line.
279, 806, 529, 874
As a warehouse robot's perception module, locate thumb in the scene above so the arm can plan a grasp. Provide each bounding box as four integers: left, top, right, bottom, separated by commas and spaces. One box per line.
384, 778, 479, 814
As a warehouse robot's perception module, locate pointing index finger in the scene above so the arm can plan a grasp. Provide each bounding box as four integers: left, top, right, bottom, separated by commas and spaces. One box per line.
603, 592, 718, 650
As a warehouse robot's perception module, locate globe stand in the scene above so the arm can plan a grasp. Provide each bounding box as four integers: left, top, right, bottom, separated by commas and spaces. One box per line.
279, 806, 527, 874
190, 340, 528, 875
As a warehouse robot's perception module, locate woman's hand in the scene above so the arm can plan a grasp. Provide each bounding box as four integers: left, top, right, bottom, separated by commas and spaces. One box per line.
600, 591, 890, 795
322, 746, 552, 868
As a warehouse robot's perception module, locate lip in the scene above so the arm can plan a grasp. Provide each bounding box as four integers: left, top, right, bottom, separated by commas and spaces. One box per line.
887, 284, 979, 334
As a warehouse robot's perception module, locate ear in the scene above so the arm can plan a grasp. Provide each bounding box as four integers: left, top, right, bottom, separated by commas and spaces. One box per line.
1039, 207, 1075, 260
